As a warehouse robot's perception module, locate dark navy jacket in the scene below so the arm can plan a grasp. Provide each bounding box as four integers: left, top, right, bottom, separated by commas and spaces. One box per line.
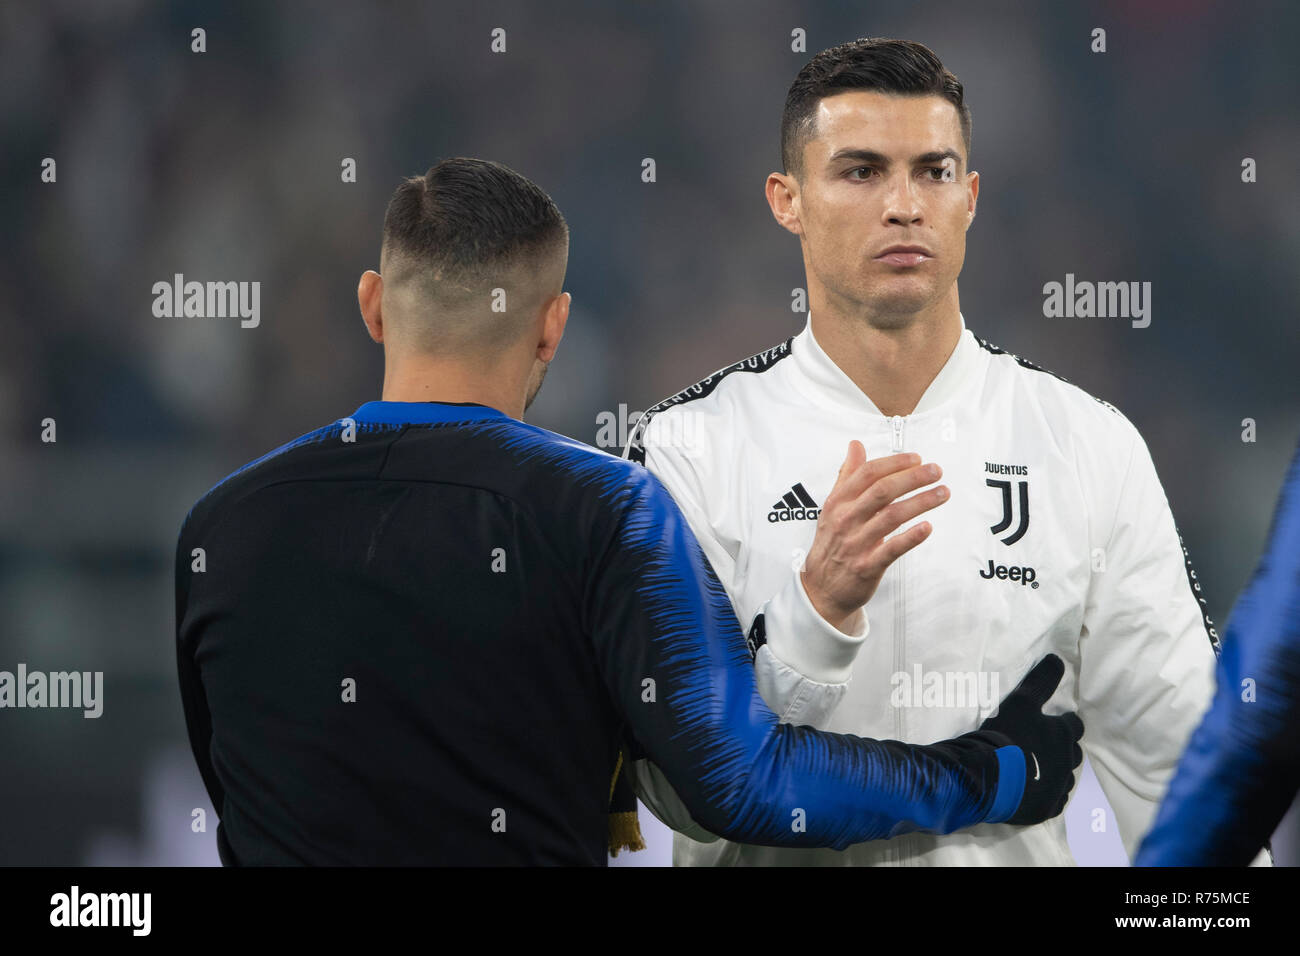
176, 400, 1020, 865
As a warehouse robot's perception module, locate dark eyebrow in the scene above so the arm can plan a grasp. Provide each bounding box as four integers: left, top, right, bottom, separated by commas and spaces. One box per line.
828, 147, 963, 169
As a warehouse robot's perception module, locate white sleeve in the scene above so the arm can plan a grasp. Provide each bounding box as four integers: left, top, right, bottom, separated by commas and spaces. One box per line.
1076, 422, 1220, 861
621, 411, 869, 837
750, 565, 869, 726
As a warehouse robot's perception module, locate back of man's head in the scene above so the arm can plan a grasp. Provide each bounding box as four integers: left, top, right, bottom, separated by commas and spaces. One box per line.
379, 158, 569, 358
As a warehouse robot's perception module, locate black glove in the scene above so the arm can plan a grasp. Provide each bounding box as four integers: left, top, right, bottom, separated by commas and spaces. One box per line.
964, 654, 1084, 825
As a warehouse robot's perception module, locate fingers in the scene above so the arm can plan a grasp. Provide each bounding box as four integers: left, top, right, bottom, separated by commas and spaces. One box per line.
1062, 713, 1085, 769
824, 448, 949, 545
829, 440, 871, 499
807, 443, 948, 621
837, 440, 867, 482
840, 462, 948, 530
1009, 654, 1066, 709
858, 480, 949, 544
1050, 712, 1085, 769
874, 519, 934, 565
827, 450, 925, 508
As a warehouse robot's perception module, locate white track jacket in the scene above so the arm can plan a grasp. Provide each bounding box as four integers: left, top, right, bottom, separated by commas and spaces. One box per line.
623, 312, 1245, 866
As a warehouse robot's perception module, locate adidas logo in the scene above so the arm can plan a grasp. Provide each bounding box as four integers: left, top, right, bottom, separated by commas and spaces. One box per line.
768, 482, 821, 523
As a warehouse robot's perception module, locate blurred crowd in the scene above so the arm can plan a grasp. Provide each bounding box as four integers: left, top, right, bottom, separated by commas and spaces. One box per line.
0, 0, 1296, 865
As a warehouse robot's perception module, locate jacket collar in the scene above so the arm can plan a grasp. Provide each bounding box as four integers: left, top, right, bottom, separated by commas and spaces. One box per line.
349, 400, 508, 426
790, 311, 983, 418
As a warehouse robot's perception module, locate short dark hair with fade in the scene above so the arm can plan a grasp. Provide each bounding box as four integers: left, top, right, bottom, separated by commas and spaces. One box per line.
780, 38, 971, 181
381, 158, 569, 309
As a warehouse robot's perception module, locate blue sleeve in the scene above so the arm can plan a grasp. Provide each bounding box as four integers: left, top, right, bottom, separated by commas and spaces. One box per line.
1137, 440, 1300, 866
585, 465, 1020, 849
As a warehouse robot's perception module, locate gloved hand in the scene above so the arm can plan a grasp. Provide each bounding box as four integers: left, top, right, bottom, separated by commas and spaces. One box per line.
965, 654, 1084, 825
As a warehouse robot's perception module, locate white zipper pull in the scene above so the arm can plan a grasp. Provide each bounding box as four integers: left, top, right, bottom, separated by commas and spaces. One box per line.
891, 415, 905, 452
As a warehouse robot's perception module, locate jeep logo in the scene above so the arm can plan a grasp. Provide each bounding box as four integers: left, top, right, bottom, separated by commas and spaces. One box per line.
979, 560, 1039, 588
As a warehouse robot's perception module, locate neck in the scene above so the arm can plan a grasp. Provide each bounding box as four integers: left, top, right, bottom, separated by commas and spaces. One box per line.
379, 353, 526, 420
809, 290, 963, 418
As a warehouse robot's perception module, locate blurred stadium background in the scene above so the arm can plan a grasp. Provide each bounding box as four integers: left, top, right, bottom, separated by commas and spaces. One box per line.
1, 0, 1297, 866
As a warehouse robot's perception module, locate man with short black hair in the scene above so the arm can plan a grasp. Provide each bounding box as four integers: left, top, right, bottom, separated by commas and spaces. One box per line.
626, 38, 1265, 866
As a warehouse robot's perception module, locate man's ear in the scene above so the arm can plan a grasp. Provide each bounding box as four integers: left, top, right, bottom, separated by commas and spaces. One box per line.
537, 291, 570, 363
358, 270, 384, 343
765, 171, 804, 237
966, 170, 980, 229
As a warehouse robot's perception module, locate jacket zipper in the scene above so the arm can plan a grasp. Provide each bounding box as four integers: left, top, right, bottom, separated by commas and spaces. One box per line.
890, 415, 908, 866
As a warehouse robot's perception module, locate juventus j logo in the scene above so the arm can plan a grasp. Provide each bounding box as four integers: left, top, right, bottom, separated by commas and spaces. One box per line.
987, 479, 1030, 545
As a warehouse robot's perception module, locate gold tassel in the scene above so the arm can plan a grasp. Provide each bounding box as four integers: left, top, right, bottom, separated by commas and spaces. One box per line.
607, 748, 646, 856
608, 810, 646, 857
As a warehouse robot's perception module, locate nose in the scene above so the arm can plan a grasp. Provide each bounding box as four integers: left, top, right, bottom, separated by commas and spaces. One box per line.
881, 173, 923, 226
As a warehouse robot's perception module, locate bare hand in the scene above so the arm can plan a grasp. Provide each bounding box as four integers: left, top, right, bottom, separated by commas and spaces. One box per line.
801, 442, 949, 631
